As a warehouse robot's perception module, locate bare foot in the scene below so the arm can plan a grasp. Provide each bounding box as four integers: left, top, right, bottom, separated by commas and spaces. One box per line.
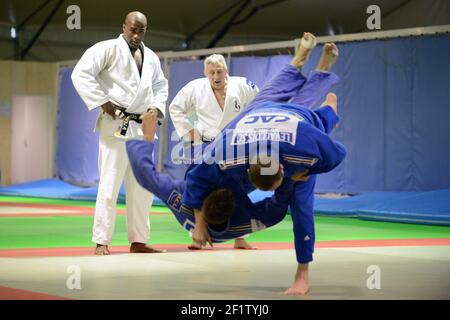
284, 284, 310, 295
129, 242, 166, 253
291, 32, 316, 68
284, 263, 310, 295
234, 238, 257, 250
95, 244, 110, 255
321, 92, 338, 114
316, 42, 338, 72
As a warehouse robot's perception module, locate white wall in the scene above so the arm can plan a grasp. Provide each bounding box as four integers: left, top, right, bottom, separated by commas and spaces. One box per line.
11, 95, 51, 184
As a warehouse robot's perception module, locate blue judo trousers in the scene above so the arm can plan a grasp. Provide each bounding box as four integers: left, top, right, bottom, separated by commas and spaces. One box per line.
126, 140, 295, 242
182, 64, 347, 263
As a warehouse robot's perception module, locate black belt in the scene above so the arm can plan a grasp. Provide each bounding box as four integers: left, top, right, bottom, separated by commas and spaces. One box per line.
183, 136, 215, 145
201, 136, 215, 143
115, 109, 143, 137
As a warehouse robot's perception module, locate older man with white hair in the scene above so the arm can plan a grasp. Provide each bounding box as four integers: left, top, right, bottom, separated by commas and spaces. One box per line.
170, 54, 259, 143
169, 54, 259, 249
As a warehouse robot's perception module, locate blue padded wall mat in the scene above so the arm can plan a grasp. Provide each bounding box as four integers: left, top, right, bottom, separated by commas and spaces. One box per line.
314, 189, 450, 225
0, 179, 163, 206
1, 179, 448, 226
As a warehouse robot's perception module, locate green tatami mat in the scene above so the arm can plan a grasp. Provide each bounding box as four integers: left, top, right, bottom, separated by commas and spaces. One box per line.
0, 214, 449, 250
0, 195, 171, 213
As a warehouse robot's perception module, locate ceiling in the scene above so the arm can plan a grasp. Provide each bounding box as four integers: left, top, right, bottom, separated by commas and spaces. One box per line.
0, 0, 449, 61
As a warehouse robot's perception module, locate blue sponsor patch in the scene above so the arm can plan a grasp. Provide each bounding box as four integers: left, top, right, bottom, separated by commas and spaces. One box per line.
167, 190, 182, 211
246, 79, 256, 89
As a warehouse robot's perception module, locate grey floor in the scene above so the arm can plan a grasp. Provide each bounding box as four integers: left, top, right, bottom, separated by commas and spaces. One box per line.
1, 246, 449, 299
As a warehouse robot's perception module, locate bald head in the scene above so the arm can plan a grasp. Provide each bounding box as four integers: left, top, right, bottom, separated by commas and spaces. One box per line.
122, 11, 147, 50
124, 11, 147, 25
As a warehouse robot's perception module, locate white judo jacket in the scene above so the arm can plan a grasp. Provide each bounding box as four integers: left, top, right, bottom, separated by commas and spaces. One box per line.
169, 77, 259, 140
71, 34, 168, 126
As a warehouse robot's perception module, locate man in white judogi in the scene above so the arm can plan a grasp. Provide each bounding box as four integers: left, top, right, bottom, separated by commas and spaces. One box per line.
169, 54, 259, 249
170, 54, 259, 142
71, 11, 168, 255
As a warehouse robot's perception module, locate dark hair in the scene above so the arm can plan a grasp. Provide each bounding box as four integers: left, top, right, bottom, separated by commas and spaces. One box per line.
248, 159, 282, 191
202, 188, 235, 225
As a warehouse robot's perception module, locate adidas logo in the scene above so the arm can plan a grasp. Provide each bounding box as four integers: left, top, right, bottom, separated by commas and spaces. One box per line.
304, 235, 311, 241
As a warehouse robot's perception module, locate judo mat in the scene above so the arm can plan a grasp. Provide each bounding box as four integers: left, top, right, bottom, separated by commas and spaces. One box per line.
0, 195, 449, 300
1, 179, 449, 226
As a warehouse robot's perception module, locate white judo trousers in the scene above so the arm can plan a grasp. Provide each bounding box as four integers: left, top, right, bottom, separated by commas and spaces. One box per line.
71, 34, 168, 246
93, 114, 154, 245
